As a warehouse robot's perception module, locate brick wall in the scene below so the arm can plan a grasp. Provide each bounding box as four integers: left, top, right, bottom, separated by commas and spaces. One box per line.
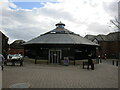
99, 41, 120, 59
8, 48, 24, 55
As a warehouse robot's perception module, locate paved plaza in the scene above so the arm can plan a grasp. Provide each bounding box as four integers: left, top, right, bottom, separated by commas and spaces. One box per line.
1, 58, 119, 88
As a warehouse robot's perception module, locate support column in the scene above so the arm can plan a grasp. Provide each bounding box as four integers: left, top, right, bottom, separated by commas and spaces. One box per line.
74, 59, 75, 65
35, 58, 37, 64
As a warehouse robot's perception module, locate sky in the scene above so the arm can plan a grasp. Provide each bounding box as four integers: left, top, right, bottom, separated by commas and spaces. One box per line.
0, 0, 119, 44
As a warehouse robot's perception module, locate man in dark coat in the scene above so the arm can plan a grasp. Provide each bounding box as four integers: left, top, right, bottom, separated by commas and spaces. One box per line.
87, 54, 94, 70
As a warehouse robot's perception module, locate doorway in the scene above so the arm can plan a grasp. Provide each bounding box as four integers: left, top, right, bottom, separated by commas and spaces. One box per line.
49, 50, 62, 64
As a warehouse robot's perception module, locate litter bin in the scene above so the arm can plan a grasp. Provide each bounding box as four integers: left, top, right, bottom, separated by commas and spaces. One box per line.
63, 57, 69, 66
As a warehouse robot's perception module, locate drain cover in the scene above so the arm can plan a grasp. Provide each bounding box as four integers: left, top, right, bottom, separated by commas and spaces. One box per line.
9, 83, 30, 88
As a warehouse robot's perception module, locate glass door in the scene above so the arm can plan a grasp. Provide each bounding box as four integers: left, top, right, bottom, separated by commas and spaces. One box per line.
49, 50, 61, 64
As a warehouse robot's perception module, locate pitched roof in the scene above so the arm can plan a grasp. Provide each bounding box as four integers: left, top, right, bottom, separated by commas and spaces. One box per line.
10, 40, 25, 49
84, 35, 95, 41
85, 32, 120, 41
0, 31, 9, 39
107, 32, 120, 41
95, 35, 108, 41
24, 22, 98, 46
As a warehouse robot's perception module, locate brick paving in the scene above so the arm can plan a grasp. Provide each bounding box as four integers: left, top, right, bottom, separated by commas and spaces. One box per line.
2, 58, 118, 88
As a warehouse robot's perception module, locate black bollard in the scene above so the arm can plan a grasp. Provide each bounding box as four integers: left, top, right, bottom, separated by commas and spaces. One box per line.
98, 58, 100, 64
116, 61, 118, 66
74, 60, 76, 66
112, 60, 114, 65
83, 62, 84, 69
35, 59, 37, 64
91, 63, 94, 70
1, 66, 3, 71
47, 60, 48, 64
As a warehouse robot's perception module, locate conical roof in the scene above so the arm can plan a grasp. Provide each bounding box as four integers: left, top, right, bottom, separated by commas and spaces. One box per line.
55, 21, 65, 26
24, 22, 98, 46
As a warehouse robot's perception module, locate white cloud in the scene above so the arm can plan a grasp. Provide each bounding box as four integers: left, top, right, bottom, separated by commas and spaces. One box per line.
0, 0, 119, 43
86, 22, 110, 35
9, 0, 58, 2
0, 0, 9, 9
9, 2, 17, 8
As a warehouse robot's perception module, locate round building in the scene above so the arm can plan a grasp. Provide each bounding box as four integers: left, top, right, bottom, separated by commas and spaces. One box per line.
23, 22, 98, 64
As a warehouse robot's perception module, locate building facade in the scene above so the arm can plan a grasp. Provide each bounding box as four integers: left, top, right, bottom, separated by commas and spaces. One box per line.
8, 40, 25, 55
85, 32, 120, 59
0, 31, 9, 58
24, 22, 98, 64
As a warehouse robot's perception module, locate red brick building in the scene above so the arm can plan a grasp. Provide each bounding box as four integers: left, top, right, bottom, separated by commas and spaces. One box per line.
85, 32, 120, 59
8, 40, 25, 55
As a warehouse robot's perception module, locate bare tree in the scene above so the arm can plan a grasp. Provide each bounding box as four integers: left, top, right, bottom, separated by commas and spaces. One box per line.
110, 17, 120, 31
110, 17, 120, 60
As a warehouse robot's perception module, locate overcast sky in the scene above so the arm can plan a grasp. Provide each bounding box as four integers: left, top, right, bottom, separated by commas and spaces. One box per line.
0, 0, 119, 44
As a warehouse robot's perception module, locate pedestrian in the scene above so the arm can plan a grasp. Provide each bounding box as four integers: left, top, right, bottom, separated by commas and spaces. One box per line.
98, 55, 101, 63
104, 53, 107, 60
0, 54, 5, 71
87, 54, 94, 70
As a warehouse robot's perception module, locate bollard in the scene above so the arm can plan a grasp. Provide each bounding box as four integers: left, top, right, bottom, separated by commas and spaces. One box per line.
116, 61, 118, 66
35, 59, 37, 64
97, 59, 99, 64
112, 60, 114, 65
1, 66, 3, 71
74, 60, 76, 66
100, 59, 102, 63
83, 62, 84, 69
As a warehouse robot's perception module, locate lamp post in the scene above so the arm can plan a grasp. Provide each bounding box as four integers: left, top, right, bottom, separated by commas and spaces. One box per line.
118, 1, 120, 65
0, 31, 2, 54
118, 2, 120, 90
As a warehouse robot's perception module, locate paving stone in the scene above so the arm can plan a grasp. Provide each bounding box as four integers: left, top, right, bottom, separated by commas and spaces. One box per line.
2, 59, 118, 88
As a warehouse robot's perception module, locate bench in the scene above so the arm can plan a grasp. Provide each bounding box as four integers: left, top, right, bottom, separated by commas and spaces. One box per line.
83, 61, 88, 69
83, 61, 94, 70
112, 60, 119, 66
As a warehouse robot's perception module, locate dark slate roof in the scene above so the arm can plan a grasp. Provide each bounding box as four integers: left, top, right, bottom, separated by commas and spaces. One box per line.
107, 32, 120, 41
10, 40, 25, 49
85, 32, 120, 41
95, 35, 108, 41
44, 26, 75, 35
84, 35, 95, 41
24, 22, 98, 46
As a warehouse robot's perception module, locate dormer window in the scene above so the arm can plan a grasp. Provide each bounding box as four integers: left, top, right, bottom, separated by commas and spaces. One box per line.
50, 32, 56, 34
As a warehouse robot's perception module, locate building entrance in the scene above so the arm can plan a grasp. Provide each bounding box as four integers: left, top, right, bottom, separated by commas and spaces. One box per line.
49, 50, 61, 64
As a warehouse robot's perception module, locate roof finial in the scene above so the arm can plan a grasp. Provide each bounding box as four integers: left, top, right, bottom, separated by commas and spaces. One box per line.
55, 21, 65, 27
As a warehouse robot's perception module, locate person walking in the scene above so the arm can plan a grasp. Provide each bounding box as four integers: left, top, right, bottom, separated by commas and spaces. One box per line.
0, 54, 5, 71
98, 55, 101, 63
